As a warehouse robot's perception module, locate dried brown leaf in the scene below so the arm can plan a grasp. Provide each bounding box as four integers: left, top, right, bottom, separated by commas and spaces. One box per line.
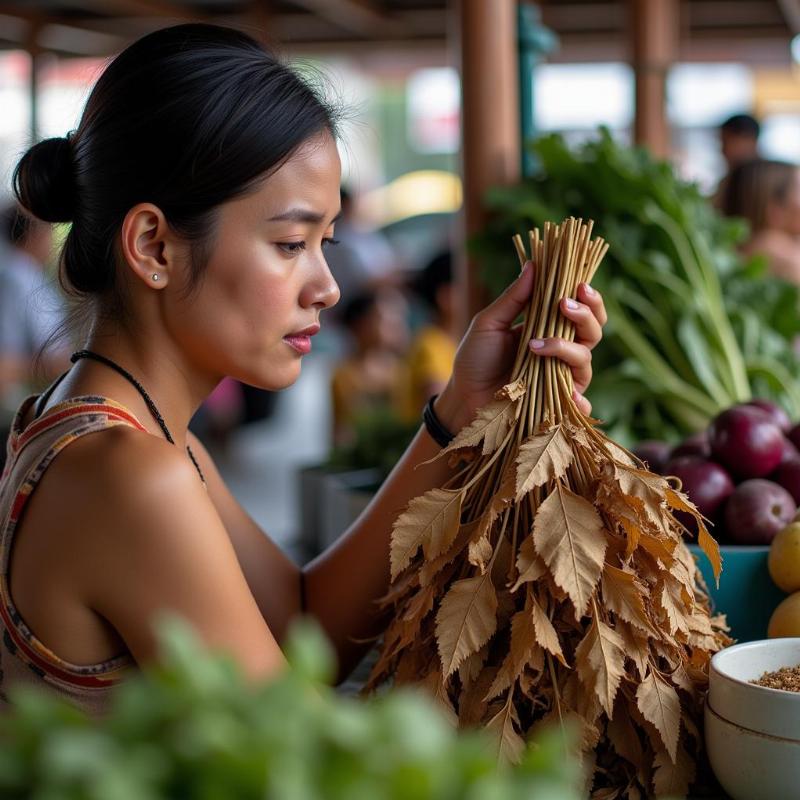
564, 420, 593, 450
534, 482, 607, 619
530, 595, 567, 665
390, 488, 464, 580
486, 695, 525, 764
607, 704, 644, 766
459, 667, 498, 727
486, 593, 545, 701
611, 464, 671, 533
515, 425, 574, 499
419, 671, 458, 727
652, 744, 694, 798
436, 572, 498, 677
440, 396, 519, 457
495, 378, 527, 401
602, 564, 655, 635
637, 670, 681, 762
575, 616, 627, 717
510, 534, 547, 591
697, 521, 722, 586
617, 621, 649, 680
656, 580, 690, 637
638, 533, 676, 567
468, 534, 494, 572
418, 520, 478, 587
458, 644, 488, 689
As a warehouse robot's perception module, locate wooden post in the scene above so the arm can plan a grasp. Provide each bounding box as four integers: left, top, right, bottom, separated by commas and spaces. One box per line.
456, 0, 521, 331
26, 22, 43, 144
630, 0, 678, 158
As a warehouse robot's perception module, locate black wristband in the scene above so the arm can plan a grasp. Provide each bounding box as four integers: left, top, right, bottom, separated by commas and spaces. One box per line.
423, 394, 455, 448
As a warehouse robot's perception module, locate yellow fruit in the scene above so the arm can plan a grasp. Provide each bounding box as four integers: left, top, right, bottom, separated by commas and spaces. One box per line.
768, 592, 800, 637
769, 523, 800, 592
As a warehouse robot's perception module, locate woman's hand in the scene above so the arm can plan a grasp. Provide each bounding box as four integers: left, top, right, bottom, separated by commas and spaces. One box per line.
435, 261, 607, 432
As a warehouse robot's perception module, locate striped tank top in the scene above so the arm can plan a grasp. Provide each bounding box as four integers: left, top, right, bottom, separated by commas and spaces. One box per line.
0, 394, 143, 716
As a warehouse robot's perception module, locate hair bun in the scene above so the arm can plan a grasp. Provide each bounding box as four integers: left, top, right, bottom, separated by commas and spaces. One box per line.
13, 136, 77, 223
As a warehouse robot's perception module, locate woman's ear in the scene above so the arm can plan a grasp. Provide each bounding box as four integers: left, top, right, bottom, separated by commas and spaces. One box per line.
119, 203, 182, 289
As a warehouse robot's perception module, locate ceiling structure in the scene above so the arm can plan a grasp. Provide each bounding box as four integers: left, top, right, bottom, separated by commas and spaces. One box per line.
0, 0, 798, 63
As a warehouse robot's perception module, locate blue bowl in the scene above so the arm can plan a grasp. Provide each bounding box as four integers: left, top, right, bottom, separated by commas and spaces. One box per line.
688, 545, 787, 643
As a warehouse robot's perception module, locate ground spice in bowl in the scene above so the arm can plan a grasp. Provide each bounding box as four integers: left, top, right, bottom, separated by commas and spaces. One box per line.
751, 665, 800, 692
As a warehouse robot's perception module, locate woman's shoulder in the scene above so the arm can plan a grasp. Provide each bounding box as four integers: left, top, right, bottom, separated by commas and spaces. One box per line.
37, 422, 210, 543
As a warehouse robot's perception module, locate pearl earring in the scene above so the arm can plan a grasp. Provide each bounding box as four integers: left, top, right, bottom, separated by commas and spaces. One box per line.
152, 273, 160, 282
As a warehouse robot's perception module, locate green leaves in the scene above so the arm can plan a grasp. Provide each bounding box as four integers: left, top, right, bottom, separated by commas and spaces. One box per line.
0, 617, 581, 800
473, 128, 800, 445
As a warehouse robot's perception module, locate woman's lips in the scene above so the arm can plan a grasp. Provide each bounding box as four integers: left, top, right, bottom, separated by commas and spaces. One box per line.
283, 334, 312, 354
283, 324, 319, 355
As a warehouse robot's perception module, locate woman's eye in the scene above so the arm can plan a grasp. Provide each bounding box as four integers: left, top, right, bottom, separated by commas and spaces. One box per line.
323, 237, 340, 249
277, 241, 306, 255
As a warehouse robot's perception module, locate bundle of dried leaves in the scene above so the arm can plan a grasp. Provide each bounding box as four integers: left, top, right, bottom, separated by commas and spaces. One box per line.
367, 218, 731, 799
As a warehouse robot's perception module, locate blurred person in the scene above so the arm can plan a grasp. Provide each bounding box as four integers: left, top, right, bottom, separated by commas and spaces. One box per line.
1, 24, 605, 714
720, 113, 760, 170
720, 158, 800, 283
713, 113, 761, 207
324, 187, 398, 312
399, 251, 457, 420
331, 287, 409, 446
0, 204, 68, 408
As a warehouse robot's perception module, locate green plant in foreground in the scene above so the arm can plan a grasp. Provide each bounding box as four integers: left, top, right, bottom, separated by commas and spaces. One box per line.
472, 129, 800, 445
0, 618, 581, 800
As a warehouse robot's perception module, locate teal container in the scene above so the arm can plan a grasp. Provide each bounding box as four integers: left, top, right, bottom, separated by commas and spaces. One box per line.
689, 545, 787, 642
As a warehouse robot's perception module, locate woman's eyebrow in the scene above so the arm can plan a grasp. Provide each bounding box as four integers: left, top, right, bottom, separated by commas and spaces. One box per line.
267, 208, 343, 224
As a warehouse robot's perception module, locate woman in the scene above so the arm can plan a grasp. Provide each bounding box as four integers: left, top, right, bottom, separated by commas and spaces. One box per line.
721, 157, 800, 283
0, 24, 606, 715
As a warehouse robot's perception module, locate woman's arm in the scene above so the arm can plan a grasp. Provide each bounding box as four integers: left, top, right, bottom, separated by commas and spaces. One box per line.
305, 269, 607, 678
188, 268, 605, 681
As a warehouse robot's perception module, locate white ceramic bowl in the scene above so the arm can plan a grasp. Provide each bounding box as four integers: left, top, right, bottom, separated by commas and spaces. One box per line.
708, 638, 800, 739
705, 703, 800, 800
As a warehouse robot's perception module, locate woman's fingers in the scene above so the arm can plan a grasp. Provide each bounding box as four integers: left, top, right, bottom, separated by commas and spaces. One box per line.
577, 282, 607, 326
560, 283, 606, 350
559, 296, 602, 349
573, 389, 592, 416
529, 337, 593, 393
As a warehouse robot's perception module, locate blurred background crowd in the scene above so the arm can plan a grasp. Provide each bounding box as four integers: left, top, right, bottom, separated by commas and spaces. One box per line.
4, 0, 800, 561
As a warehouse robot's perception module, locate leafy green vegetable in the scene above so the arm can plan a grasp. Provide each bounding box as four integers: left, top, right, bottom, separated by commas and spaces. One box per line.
0, 617, 581, 800
327, 406, 419, 478
472, 129, 800, 445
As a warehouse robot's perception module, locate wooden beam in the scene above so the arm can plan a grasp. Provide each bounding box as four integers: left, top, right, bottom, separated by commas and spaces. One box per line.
630, 0, 678, 159
541, 2, 623, 32
689, 0, 784, 28
73, 0, 207, 22
458, 0, 520, 328
37, 22, 125, 55
0, 7, 447, 53
776, 0, 800, 34
286, 0, 394, 35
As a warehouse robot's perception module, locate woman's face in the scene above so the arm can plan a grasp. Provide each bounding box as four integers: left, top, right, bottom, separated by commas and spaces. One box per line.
166, 132, 341, 390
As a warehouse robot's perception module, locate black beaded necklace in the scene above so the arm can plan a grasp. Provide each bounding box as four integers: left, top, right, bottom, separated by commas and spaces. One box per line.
69, 349, 205, 483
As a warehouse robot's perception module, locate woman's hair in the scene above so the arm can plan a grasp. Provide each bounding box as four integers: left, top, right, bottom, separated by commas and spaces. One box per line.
13, 23, 339, 320
721, 158, 798, 233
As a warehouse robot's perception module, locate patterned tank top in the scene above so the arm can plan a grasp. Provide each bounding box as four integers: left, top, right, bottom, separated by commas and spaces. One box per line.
0, 395, 144, 717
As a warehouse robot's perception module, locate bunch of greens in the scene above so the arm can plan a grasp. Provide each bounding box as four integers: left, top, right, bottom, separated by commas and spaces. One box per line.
472, 129, 800, 445
327, 406, 419, 479
0, 618, 581, 800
